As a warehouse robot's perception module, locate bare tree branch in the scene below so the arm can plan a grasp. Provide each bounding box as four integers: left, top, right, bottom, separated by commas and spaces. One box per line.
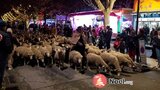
105, 0, 110, 8
108, 0, 116, 11
95, 0, 105, 11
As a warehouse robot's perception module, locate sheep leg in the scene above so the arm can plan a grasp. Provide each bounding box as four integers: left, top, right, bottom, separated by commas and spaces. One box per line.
51, 56, 53, 65
96, 64, 100, 73
37, 59, 40, 67
80, 61, 83, 72
57, 59, 61, 69
24, 58, 26, 66
88, 67, 92, 71
69, 59, 74, 68
86, 60, 90, 70
74, 62, 78, 71
117, 71, 121, 76
41, 59, 46, 67
111, 59, 121, 72
60, 57, 64, 68
56, 59, 61, 69
103, 66, 107, 72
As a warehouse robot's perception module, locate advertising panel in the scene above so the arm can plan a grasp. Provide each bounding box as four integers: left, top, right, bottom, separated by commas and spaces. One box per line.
134, 0, 160, 12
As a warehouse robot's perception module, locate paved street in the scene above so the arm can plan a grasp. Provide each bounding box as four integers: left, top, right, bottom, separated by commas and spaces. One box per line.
4, 63, 160, 90
3, 46, 160, 90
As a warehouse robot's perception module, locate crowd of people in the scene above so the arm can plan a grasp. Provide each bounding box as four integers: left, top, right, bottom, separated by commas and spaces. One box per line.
113, 27, 160, 65
0, 20, 160, 89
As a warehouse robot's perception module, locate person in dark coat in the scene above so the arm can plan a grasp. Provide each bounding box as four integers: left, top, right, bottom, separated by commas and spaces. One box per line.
120, 30, 128, 52
153, 31, 160, 66
72, 28, 87, 71
98, 28, 107, 49
150, 31, 158, 59
6, 28, 20, 70
0, 21, 13, 88
106, 27, 113, 49
126, 31, 136, 61
135, 28, 147, 62
63, 24, 72, 37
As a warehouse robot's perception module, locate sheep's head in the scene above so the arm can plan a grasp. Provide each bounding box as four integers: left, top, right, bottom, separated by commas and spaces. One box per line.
77, 55, 83, 64
27, 51, 34, 60
46, 52, 51, 57
16, 52, 20, 56
29, 55, 33, 60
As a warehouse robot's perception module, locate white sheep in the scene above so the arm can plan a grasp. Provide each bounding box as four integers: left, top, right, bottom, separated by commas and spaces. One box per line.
109, 50, 135, 68
53, 45, 66, 68
14, 45, 34, 65
100, 51, 121, 76
85, 44, 102, 55
86, 53, 110, 73
31, 45, 44, 67
69, 50, 83, 70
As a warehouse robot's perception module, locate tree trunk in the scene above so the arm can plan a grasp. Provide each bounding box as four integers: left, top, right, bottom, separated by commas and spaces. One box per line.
103, 10, 110, 27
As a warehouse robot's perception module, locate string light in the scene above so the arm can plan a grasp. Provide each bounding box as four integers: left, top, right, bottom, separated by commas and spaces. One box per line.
6, 13, 14, 21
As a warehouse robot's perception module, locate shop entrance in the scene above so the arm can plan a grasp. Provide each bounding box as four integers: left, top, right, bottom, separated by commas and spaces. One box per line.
139, 21, 160, 31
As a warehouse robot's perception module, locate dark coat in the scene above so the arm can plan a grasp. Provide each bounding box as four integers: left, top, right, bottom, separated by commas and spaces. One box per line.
153, 36, 160, 49
0, 31, 13, 55
106, 30, 112, 42
99, 30, 107, 44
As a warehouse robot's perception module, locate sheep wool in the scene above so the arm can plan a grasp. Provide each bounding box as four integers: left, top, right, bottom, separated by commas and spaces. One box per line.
86, 53, 110, 70
69, 50, 83, 63
100, 51, 121, 72
109, 51, 134, 67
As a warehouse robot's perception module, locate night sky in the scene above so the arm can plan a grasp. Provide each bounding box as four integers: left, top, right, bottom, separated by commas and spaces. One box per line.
0, 0, 134, 16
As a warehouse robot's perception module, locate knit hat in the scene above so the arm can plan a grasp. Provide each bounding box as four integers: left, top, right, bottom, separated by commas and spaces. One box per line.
7, 28, 13, 34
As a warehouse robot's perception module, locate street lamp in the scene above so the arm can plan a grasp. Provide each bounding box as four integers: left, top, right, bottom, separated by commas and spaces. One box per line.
136, 0, 140, 35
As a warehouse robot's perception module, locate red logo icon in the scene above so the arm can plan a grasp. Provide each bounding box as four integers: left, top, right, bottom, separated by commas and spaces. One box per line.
92, 74, 107, 88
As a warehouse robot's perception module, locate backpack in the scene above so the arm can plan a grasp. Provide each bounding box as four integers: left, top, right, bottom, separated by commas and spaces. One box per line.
0, 31, 13, 54
114, 40, 120, 49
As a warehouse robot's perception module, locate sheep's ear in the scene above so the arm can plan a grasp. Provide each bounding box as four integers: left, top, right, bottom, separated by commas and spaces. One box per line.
85, 48, 89, 53
107, 49, 111, 52
101, 49, 106, 53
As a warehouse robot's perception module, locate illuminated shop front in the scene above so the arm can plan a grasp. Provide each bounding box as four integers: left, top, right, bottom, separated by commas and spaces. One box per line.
69, 10, 119, 33
69, 9, 133, 34
133, 0, 160, 30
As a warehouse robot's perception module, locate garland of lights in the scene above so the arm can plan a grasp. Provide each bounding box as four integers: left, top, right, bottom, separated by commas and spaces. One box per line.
1, 7, 29, 21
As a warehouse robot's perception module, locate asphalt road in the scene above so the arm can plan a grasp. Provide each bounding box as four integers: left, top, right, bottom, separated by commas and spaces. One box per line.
3, 47, 159, 90
3, 65, 160, 90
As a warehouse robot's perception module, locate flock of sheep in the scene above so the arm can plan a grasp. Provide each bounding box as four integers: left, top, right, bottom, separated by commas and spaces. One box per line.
11, 32, 136, 76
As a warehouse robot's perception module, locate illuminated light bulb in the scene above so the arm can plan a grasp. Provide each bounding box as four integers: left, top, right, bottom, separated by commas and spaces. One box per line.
7, 13, 13, 20
9, 12, 16, 19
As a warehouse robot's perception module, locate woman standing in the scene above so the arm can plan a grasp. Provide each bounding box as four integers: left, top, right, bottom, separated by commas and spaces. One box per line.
153, 30, 160, 66
151, 31, 158, 59
126, 31, 136, 61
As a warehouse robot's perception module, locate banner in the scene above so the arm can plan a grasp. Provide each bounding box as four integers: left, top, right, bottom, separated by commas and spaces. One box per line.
139, 39, 146, 64
134, 0, 160, 12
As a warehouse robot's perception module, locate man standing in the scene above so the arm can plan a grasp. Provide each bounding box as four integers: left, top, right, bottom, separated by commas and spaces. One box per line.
99, 27, 107, 49
105, 26, 112, 49
0, 21, 13, 88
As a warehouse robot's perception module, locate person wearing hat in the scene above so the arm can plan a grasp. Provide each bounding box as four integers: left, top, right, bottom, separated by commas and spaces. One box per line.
0, 20, 13, 88
6, 27, 19, 70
